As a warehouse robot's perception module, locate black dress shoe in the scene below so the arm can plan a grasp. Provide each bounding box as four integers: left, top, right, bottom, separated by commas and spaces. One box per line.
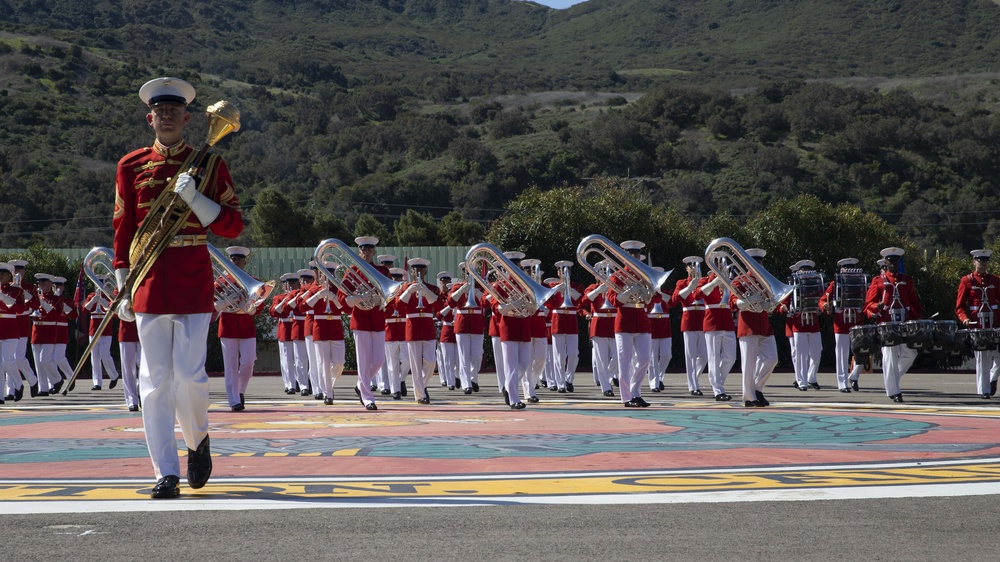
549, 385, 559, 392
634, 397, 651, 407
15, 386, 23, 401
4, 394, 14, 401
381, 389, 391, 395
809, 382, 821, 390
109, 378, 118, 390
471, 382, 479, 392
38, 391, 49, 396
718, 394, 732, 401
981, 394, 991, 399
851, 380, 859, 391
400, 382, 408, 397
566, 383, 574, 392
448, 385, 455, 391
300, 388, 310, 396
657, 381, 664, 391
417, 397, 430, 404
535, 383, 540, 390
527, 396, 539, 403
891, 394, 904, 403
128, 405, 140, 412
840, 388, 851, 393
558, 388, 567, 393
285, 388, 293, 395
603, 390, 614, 397
510, 402, 526, 409
239, 393, 245, 406
314, 394, 323, 400
354, 386, 364, 405
293, 383, 300, 393
52, 380, 63, 394
755, 391, 769, 406
623, 399, 638, 408
798, 384, 808, 391
541, 380, 548, 388
650, 387, 661, 393
231, 404, 245, 412
91, 385, 101, 391
150, 475, 180, 499
186, 435, 212, 489
992, 380, 997, 397
612, 377, 619, 387
690, 390, 703, 396
365, 402, 378, 410
29, 382, 38, 397
324, 397, 334, 405
392, 392, 401, 400
744, 400, 762, 407
371, 383, 378, 391
502, 388, 510, 406
464, 388, 473, 395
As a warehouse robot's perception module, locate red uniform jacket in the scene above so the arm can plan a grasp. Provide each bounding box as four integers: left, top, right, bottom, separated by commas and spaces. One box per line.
384, 298, 407, 342
585, 283, 616, 338
955, 272, 1000, 327
672, 277, 706, 332
447, 285, 486, 335
438, 306, 456, 343
398, 281, 442, 341
269, 291, 294, 342
696, 275, 735, 332
307, 290, 349, 341
864, 272, 923, 323
488, 282, 531, 342
545, 286, 584, 335
341, 263, 391, 332
647, 291, 673, 339
0, 283, 25, 340
607, 269, 651, 334
118, 319, 139, 343
84, 291, 115, 337
17, 280, 37, 338
818, 281, 863, 335
32, 291, 71, 344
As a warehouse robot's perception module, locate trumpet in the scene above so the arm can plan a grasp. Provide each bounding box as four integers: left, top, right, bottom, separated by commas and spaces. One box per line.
207, 244, 276, 314
460, 265, 479, 309
83, 247, 119, 302
555, 260, 574, 309
704, 238, 793, 313
313, 239, 402, 310
465, 243, 558, 318
576, 235, 671, 305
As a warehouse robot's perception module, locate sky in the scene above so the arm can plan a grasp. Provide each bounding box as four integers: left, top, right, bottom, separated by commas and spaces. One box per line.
532, 0, 588, 9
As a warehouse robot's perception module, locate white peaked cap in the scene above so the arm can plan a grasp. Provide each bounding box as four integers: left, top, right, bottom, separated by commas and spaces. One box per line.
226, 246, 250, 257
280, 273, 296, 282
34, 273, 54, 281
8, 259, 27, 267
880, 247, 905, 258
52, 276, 67, 283
746, 248, 766, 259
297, 269, 314, 278
620, 240, 645, 251
408, 258, 430, 267
355, 236, 379, 246
683, 256, 704, 265
389, 268, 406, 276
437, 271, 453, 279
139, 77, 196, 106
377, 254, 396, 263
554, 260, 573, 268
971, 249, 993, 258
837, 258, 859, 267
520, 258, 541, 267
503, 251, 525, 261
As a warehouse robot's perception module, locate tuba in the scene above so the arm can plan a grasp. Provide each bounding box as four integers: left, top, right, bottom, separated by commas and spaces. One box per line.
207, 244, 276, 314
313, 239, 402, 310
465, 243, 558, 318
83, 247, 119, 301
576, 235, 672, 305
704, 238, 793, 313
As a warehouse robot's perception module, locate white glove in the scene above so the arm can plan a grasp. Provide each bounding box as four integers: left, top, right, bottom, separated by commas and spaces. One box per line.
62, 303, 73, 315
0, 291, 15, 307
173, 173, 198, 203
700, 275, 724, 295
498, 303, 515, 316
736, 298, 750, 311
345, 295, 362, 308
40, 299, 54, 313
214, 298, 228, 312
305, 289, 330, 307
452, 283, 470, 297
421, 286, 438, 304
586, 284, 608, 302
85, 293, 99, 308
115, 268, 136, 322
174, 173, 221, 226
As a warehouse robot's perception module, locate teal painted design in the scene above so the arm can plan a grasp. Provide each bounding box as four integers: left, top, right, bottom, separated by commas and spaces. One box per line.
0, 412, 129, 427
1, 439, 152, 463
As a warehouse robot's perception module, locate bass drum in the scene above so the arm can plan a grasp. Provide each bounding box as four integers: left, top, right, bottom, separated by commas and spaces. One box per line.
850, 325, 880, 359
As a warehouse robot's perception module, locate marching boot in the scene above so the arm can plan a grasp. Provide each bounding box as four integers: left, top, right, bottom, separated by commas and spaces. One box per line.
186, 435, 213, 489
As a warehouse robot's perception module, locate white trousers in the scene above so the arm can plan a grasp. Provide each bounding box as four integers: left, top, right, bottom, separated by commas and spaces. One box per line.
523, 337, 546, 397
648, 337, 671, 388
616, 332, 651, 404
90, 335, 119, 387
291, 339, 309, 389
355, 330, 386, 405
833, 333, 863, 389
491, 335, 504, 394
136, 312, 211, 480
2, 338, 18, 395
53, 343, 73, 381
314, 339, 345, 399
552, 334, 580, 390
278, 340, 295, 390
221, 337, 257, 407
591, 336, 615, 392
793, 332, 822, 386
974, 349, 1000, 395
739, 335, 778, 402
305, 335, 318, 395
881, 344, 918, 397
407, 340, 436, 401
704, 330, 736, 396
119, 342, 141, 408
385, 340, 411, 393
34, 343, 58, 393
439, 341, 458, 387
501, 340, 530, 404
16, 336, 36, 386
455, 333, 483, 390
683, 331, 707, 391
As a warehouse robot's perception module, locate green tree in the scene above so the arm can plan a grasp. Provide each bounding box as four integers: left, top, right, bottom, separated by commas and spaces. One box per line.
439, 211, 485, 246
248, 188, 315, 246
353, 213, 392, 245
394, 210, 440, 246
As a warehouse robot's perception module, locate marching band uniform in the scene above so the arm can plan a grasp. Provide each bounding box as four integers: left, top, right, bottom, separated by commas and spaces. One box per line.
585, 280, 618, 396
84, 284, 120, 390
863, 247, 923, 402
398, 258, 441, 404
10, 261, 39, 398
955, 249, 1000, 398
435, 273, 459, 390
673, 257, 708, 396
519, 259, 546, 401
118, 317, 141, 411
786, 260, 823, 390
299, 268, 323, 400
305, 268, 350, 405
340, 236, 391, 409
287, 272, 311, 395
375, 254, 396, 394
270, 274, 298, 394
546, 263, 584, 395
819, 258, 865, 392
384, 268, 411, 399
697, 273, 736, 401
491, 286, 531, 409
215, 246, 265, 411
50, 277, 75, 393
448, 266, 485, 394
30, 274, 59, 396
608, 240, 653, 407
647, 274, 674, 393
0, 262, 25, 403
731, 248, 778, 406
112, 77, 243, 496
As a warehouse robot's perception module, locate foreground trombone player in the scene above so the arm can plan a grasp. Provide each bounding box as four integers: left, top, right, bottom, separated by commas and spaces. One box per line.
113, 78, 244, 498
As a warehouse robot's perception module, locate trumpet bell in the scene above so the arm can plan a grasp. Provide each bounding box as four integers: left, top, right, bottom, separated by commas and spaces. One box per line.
208, 244, 276, 314
704, 237, 793, 313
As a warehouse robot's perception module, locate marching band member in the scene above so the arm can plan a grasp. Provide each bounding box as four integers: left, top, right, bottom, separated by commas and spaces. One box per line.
118, 313, 141, 412
270, 273, 298, 394
864, 247, 923, 402
0, 262, 25, 404
546, 261, 584, 395
448, 263, 484, 395
585, 265, 617, 397
9, 260, 39, 399
647, 267, 674, 393
851, 258, 889, 390
398, 258, 441, 404
488, 250, 524, 396
289, 269, 312, 397
384, 267, 410, 399
112, 77, 244, 498
339, 236, 391, 410
607, 240, 653, 407
731, 248, 778, 407
375, 254, 396, 395
49, 276, 75, 394
520, 258, 545, 401
785, 260, 823, 391
305, 262, 351, 406
31, 274, 59, 396
697, 268, 736, 402
215, 246, 265, 411
302, 263, 324, 400
955, 249, 1000, 398
489, 257, 531, 410
435, 271, 459, 390
673, 256, 708, 396
542, 277, 559, 391
84, 274, 120, 391
819, 258, 865, 393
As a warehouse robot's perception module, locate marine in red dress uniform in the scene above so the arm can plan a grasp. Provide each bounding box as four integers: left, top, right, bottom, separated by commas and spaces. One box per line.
214, 246, 265, 411
338, 236, 391, 409
111, 77, 243, 498
955, 249, 1000, 398
448, 262, 485, 395
396, 258, 442, 404
672, 256, 708, 396
270, 274, 299, 394
0, 262, 26, 404
8, 260, 39, 398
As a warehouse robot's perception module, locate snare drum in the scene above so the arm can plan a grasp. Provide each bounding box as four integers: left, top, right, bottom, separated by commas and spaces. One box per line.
904, 319, 937, 351
877, 321, 906, 347
932, 320, 958, 352
968, 328, 1000, 352
850, 325, 880, 358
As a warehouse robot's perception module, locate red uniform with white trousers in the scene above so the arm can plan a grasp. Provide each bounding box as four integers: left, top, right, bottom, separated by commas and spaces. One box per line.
647, 290, 674, 391
585, 283, 617, 393
341, 263, 391, 407
818, 280, 864, 391
491, 293, 531, 406
216, 286, 265, 408
384, 296, 410, 395
786, 296, 822, 389
863, 270, 923, 398
607, 268, 652, 405
955, 269, 1000, 396
13, 277, 38, 393
84, 290, 120, 388
32, 287, 72, 394
306, 287, 350, 400
546, 283, 583, 392
270, 290, 297, 392
113, 138, 243, 481
448, 283, 485, 392
730, 278, 778, 404
398, 279, 442, 401
0, 282, 25, 399
673, 276, 708, 393
697, 274, 737, 398
437, 303, 459, 389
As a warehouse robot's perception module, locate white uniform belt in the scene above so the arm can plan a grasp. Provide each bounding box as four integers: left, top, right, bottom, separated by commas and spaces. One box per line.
456, 309, 481, 314
706, 304, 729, 309
168, 234, 208, 248
442, 321, 453, 326
386, 318, 406, 323
649, 314, 670, 319
90, 314, 105, 318
292, 316, 305, 321
554, 309, 577, 314
407, 313, 433, 319
278, 318, 292, 322
620, 303, 644, 309
34, 321, 62, 326
682, 306, 705, 311
314, 315, 341, 320
0, 313, 18, 318
594, 313, 615, 318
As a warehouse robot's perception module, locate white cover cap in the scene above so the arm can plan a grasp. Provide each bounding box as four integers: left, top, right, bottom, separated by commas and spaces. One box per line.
389, 267, 406, 276
139, 77, 196, 106
837, 258, 859, 267
971, 249, 993, 259
8, 259, 27, 268
52, 276, 67, 283
880, 247, 905, 258
34, 273, 54, 281
520, 258, 541, 268
297, 269, 314, 278
0, 262, 16, 273
746, 248, 766, 259
408, 258, 430, 268
554, 260, 573, 268
437, 271, 453, 280
377, 254, 396, 263
226, 246, 249, 258
683, 256, 703, 265
503, 251, 525, 261
620, 240, 645, 251
280, 273, 296, 282
355, 236, 379, 246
